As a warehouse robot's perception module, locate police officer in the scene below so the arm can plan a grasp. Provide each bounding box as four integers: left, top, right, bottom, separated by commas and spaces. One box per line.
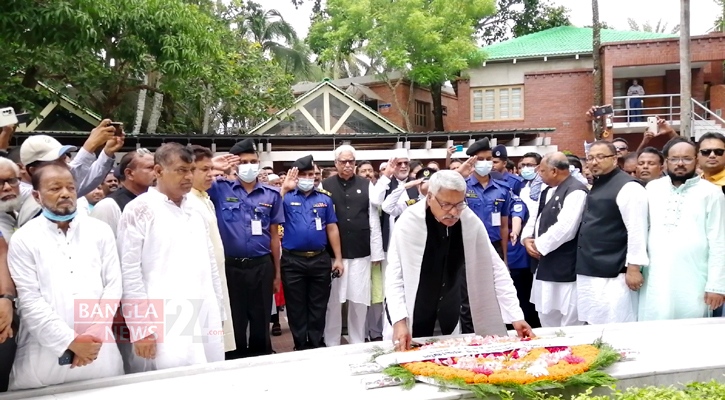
492, 144, 524, 196
208, 138, 284, 359
279, 155, 344, 350
464, 138, 512, 262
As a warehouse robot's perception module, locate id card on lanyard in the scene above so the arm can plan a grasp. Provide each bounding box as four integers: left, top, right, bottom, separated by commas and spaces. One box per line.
492, 200, 501, 227
252, 208, 263, 235
313, 209, 322, 231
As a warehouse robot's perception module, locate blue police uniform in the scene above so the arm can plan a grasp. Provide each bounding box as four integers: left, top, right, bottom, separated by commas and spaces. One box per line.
282, 188, 337, 251
207, 176, 284, 359
505, 194, 541, 328
465, 175, 511, 246
208, 179, 284, 258
502, 171, 524, 196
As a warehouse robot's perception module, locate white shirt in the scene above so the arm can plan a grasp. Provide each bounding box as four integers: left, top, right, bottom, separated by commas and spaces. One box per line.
371, 175, 411, 247
381, 185, 420, 218
116, 188, 224, 370
521, 185, 587, 256
616, 182, 650, 267
7, 215, 123, 390
76, 197, 92, 216
90, 197, 122, 236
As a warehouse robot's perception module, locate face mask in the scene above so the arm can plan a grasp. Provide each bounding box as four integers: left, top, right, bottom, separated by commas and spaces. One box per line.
521, 167, 537, 181
42, 207, 77, 222
238, 164, 259, 183
474, 160, 493, 176
297, 178, 315, 192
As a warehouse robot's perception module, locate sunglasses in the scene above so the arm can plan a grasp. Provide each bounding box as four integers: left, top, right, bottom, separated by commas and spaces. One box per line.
700, 148, 725, 157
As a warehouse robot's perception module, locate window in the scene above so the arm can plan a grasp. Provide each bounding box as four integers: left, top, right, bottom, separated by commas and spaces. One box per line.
415, 101, 430, 127
471, 86, 523, 121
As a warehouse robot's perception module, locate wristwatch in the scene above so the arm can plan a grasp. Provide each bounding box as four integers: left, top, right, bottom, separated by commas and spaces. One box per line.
0, 294, 16, 308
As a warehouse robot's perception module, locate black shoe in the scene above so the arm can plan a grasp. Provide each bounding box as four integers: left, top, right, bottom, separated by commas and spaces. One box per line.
272, 323, 282, 336
371, 337, 383, 342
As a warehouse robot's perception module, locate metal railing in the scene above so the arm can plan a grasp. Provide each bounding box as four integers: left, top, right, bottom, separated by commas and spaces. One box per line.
611, 94, 682, 124
692, 97, 725, 128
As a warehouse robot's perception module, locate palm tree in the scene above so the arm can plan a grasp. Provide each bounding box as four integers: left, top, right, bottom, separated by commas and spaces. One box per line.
239, 2, 316, 81
627, 18, 680, 34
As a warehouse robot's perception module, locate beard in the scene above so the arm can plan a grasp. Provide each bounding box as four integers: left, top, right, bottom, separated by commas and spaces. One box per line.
42, 199, 77, 216
668, 169, 697, 183
0, 197, 20, 213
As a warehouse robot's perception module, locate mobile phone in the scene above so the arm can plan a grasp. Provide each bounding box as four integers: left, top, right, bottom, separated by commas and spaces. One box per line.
454, 144, 463, 152
59, 349, 75, 366
110, 122, 123, 136
331, 269, 341, 279
647, 117, 658, 135
0, 107, 18, 128
593, 105, 613, 117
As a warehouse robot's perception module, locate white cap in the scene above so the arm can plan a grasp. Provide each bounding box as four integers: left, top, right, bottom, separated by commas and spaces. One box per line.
379, 162, 388, 171
20, 135, 77, 165
267, 174, 280, 182
392, 148, 409, 160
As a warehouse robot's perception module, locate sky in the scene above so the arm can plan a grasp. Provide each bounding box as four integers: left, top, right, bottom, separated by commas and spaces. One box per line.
261, 0, 721, 40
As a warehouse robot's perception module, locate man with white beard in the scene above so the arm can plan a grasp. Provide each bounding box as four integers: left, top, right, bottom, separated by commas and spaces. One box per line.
8, 164, 123, 390
0, 158, 22, 241
117, 143, 225, 370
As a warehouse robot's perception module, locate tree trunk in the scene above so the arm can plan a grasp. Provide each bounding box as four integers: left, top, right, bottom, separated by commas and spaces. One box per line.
202, 84, 212, 135
132, 74, 148, 134
384, 74, 412, 130
146, 76, 164, 134
430, 82, 445, 132
680, 0, 691, 137
591, 0, 604, 139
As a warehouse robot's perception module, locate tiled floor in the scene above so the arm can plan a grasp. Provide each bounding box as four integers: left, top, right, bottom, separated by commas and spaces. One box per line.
270, 309, 349, 354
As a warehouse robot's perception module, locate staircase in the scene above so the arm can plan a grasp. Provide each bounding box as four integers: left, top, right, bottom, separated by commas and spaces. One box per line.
693, 119, 725, 141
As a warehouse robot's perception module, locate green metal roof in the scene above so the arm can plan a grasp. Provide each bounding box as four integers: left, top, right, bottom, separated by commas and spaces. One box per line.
482, 26, 678, 61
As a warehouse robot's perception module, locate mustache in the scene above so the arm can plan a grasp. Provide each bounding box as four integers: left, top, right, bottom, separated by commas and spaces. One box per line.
441, 215, 460, 220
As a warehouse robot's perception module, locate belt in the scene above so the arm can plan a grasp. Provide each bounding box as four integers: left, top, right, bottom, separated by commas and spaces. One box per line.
225, 255, 270, 268
283, 248, 325, 258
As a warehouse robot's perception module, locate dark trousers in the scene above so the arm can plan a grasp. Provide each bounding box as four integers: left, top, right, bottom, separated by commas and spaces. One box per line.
509, 268, 541, 329
0, 312, 18, 392
281, 250, 332, 350
225, 255, 274, 359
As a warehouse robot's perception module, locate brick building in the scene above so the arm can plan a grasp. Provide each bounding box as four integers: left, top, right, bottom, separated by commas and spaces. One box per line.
458, 26, 725, 155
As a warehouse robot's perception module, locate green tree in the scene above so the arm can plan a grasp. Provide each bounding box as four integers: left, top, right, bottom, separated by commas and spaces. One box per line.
310, 0, 494, 131
714, 0, 725, 32
627, 18, 680, 34
478, 0, 572, 45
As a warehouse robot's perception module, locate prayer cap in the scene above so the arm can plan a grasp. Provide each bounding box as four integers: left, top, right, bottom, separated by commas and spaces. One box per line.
292, 155, 314, 171
466, 138, 491, 156
229, 139, 257, 155
416, 167, 435, 181
492, 145, 508, 160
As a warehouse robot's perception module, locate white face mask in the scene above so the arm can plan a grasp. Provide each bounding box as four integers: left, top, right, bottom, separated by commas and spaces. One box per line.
238, 163, 259, 183
297, 178, 315, 192
474, 160, 493, 176
521, 166, 537, 181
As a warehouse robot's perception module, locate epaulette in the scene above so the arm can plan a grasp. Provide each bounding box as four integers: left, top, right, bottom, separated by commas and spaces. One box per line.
317, 188, 332, 197
406, 198, 418, 206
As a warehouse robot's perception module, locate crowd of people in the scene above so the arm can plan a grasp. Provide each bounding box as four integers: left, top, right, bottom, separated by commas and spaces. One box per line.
0, 114, 723, 391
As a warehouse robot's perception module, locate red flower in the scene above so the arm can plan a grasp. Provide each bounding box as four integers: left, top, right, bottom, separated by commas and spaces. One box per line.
563, 355, 585, 364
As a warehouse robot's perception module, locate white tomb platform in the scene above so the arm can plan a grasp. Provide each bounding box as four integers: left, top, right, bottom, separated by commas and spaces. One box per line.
2, 318, 724, 400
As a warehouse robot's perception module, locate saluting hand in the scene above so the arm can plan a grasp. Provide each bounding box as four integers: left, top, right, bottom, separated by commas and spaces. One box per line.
212, 154, 237, 171
383, 157, 398, 179
456, 156, 477, 178
404, 178, 423, 189
282, 167, 299, 191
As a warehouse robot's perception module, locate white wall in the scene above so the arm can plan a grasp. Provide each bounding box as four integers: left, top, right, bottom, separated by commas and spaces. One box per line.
466, 57, 594, 87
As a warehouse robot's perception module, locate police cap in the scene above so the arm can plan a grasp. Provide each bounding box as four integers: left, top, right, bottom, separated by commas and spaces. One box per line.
416, 167, 435, 181
292, 155, 314, 172
229, 139, 257, 155
466, 138, 491, 156
492, 145, 508, 160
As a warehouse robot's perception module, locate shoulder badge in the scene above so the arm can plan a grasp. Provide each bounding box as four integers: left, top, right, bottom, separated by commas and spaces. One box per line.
317, 188, 332, 196
406, 199, 418, 206
513, 204, 523, 213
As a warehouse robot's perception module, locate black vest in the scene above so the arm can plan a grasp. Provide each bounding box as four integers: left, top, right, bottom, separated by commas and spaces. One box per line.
106, 186, 138, 212
323, 175, 372, 259
381, 177, 419, 252
533, 176, 588, 282
576, 168, 635, 278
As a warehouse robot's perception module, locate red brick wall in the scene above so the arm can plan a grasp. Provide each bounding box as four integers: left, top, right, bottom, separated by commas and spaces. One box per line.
711, 85, 725, 120
367, 82, 459, 132
457, 70, 596, 155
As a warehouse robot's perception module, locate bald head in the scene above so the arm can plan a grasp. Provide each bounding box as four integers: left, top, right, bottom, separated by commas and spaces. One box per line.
539, 152, 570, 187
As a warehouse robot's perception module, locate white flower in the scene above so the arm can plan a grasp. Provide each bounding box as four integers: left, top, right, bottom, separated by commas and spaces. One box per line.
526, 364, 550, 377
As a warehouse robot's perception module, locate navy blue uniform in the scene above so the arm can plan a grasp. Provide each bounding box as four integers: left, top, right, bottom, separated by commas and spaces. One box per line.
281, 188, 338, 350
465, 175, 511, 247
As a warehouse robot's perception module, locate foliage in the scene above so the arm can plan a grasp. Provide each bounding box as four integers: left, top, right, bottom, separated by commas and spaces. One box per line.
548, 380, 725, 400
382, 365, 416, 390
0, 0, 294, 133
478, 0, 573, 45
627, 18, 680, 34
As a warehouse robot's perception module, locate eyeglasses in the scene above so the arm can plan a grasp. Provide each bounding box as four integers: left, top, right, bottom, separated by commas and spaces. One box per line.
615, 146, 628, 152
700, 148, 725, 157
666, 157, 696, 165
336, 159, 355, 165
433, 196, 468, 211
0, 178, 19, 187
396, 161, 409, 167
586, 154, 616, 163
